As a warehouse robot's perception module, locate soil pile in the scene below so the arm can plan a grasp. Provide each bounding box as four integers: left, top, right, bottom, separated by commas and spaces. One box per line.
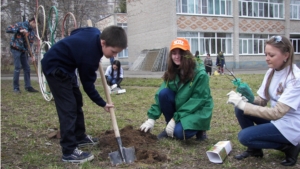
97, 125, 168, 164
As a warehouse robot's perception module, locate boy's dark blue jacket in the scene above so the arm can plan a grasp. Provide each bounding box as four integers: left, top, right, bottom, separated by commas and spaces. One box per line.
41, 27, 106, 107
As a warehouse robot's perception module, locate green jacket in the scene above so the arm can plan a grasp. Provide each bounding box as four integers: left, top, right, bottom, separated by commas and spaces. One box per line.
147, 63, 213, 131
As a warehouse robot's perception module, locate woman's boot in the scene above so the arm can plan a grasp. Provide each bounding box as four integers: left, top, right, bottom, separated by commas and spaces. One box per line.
280, 143, 300, 166
234, 148, 263, 160
196, 130, 207, 141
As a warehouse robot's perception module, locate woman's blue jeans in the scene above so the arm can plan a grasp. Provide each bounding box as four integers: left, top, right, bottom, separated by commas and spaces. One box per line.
158, 88, 198, 140
235, 108, 291, 150
107, 75, 117, 85
11, 49, 31, 90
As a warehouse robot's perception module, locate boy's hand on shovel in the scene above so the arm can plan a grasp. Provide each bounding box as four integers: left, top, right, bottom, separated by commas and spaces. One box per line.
29, 55, 36, 62
104, 103, 114, 112
23, 32, 34, 62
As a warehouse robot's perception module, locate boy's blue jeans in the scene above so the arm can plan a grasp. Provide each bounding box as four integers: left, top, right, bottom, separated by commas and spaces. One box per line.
11, 49, 32, 90
158, 88, 198, 140
235, 108, 291, 150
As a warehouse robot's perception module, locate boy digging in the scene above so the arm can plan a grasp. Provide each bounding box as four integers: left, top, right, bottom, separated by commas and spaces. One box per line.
41, 26, 127, 163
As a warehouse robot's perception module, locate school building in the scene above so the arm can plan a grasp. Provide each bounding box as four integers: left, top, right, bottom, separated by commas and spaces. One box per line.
96, 0, 300, 70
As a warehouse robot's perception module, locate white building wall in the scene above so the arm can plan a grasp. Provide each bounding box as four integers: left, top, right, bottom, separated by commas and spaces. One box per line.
290, 20, 300, 33
96, 0, 300, 69
126, 0, 177, 67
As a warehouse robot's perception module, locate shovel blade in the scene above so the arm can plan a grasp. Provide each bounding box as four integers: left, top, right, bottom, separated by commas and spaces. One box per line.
109, 147, 136, 165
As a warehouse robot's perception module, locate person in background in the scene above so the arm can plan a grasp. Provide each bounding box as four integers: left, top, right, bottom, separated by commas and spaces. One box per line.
41, 26, 127, 163
140, 38, 213, 141
204, 53, 212, 76
6, 17, 40, 93
105, 60, 124, 89
216, 51, 225, 74
194, 50, 200, 59
226, 36, 300, 166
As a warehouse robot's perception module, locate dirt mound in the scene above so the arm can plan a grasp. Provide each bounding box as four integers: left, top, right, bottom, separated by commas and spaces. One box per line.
97, 125, 168, 164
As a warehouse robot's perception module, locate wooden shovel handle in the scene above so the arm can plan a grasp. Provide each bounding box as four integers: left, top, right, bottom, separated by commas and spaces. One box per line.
98, 63, 121, 138
25, 35, 39, 80
86, 19, 120, 138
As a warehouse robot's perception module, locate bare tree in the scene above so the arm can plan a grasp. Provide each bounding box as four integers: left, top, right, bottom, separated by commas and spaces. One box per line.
1, 0, 120, 54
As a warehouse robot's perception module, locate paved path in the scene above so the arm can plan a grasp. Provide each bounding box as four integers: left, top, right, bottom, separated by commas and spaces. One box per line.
1, 69, 267, 81
123, 69, 268, 78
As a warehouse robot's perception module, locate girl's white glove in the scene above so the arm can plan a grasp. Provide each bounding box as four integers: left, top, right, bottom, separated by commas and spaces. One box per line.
227, 91, 249, 102
140, 119, 155, 132
166, 119, 175, 137
227, 91, 246, 110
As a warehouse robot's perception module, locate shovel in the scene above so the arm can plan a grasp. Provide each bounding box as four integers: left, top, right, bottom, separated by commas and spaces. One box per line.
98, 63, 136, 165
25, 34, 39, 82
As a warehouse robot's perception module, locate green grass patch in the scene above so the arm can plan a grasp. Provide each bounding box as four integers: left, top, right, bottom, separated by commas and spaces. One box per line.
1, 74, 299, 169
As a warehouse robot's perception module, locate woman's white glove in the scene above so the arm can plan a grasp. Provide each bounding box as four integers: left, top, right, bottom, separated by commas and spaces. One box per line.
140, 119, 155, 132
166, 119, 175, 137
227, 91, 246, 110
227, 90, 237, 97
227, 91, 249, 102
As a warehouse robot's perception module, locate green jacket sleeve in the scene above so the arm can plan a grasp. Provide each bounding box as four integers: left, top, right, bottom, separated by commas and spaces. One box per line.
147, 82, 166, 120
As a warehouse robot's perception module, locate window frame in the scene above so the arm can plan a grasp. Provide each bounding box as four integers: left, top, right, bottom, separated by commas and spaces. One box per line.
239, 34, 268, 55
177, 32, 233, 56
291, 37, 300, 54
238, 0, 284, 19
239, 34, 299, 55
176, 0, 232, 16
117, 23, 128, 58
290, 0, 300, 20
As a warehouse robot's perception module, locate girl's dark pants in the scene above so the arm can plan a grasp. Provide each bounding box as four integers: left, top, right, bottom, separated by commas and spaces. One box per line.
205, 65, 212, 75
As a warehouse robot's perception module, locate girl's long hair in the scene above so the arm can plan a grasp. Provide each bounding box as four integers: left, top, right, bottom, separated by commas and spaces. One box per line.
264, 36, 295, 100
110, 60, 121, 79
163, 49, 196, 83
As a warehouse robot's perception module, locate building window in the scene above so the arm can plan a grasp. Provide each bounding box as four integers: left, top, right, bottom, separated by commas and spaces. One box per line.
291, 0, 300, 20
240, 34, 300, 54
239, 34, 269, 55
177, 0, 232, 16
239, 0, 284, 19
291, 38, 300, 53
177, 32, 233, 56
117, 23, 128, 58
118, 48, 128, 58
291, 35, 300, 54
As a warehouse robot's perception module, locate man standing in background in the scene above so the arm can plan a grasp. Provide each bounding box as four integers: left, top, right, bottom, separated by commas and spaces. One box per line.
6, 17, 39, 93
